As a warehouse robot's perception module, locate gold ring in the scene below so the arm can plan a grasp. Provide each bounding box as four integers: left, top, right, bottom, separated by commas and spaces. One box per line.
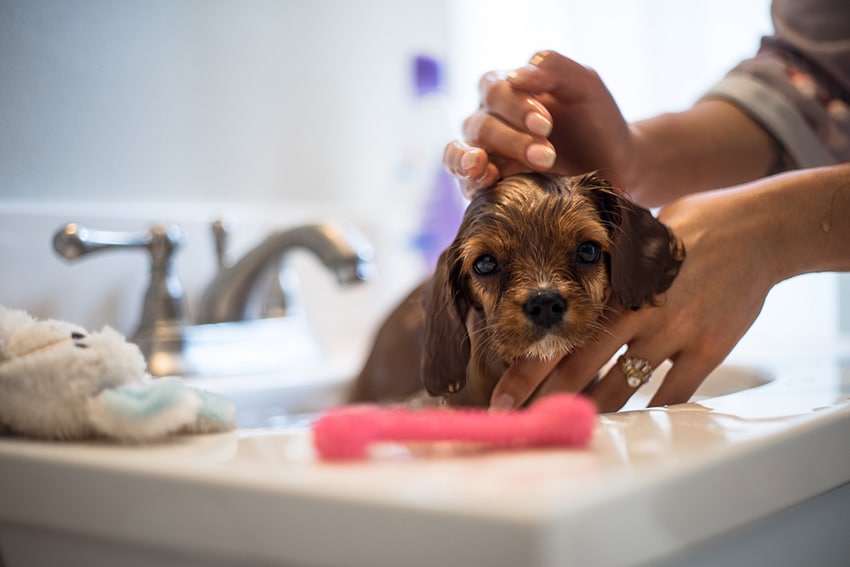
619, 356, 653, 388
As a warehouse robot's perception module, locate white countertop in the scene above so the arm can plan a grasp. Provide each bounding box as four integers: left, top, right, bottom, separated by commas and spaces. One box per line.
1, 353, 849, 567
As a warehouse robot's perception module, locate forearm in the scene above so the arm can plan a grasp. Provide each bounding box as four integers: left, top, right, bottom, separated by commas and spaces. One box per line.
752, 164, 850, 281
626, 99, 777, 208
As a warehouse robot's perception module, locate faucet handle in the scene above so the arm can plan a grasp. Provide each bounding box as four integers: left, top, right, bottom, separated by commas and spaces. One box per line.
211, 219, 230, 270
53, 222, 188, 352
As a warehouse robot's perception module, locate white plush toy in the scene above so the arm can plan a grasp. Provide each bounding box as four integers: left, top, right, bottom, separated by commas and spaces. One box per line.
0, 306, 236, 442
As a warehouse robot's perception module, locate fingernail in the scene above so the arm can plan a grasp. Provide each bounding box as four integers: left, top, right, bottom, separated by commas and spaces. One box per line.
526, 97, 547, 115
507, 65, 538, 86
526, 144, 556, 169
529, 51, 551, 66
506, 68, 530, 84
525, 112, 552, 137
490, 392, 515, 412
460, 151, 480, 175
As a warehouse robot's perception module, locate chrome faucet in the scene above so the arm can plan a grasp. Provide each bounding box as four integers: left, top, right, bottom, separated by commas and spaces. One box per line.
52, 222, 187, 337
52, 222, 192, 376
198, 222, 373, 324
52, 220, 373, 376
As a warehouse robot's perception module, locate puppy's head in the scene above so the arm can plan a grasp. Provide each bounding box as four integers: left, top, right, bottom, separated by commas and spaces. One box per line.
422, 172, 684, 405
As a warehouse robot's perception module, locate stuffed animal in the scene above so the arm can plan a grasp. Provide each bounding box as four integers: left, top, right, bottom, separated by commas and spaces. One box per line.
0, 305, 236, 442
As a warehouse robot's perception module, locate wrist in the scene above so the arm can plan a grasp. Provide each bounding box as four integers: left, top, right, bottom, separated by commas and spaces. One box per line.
621, 100, 777, 208
755, 165, 850, 282
620, 122, 655, 204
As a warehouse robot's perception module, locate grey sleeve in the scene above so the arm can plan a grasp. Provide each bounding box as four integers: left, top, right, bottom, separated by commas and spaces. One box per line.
703, 0, 850, 169
705, 70, 837, 168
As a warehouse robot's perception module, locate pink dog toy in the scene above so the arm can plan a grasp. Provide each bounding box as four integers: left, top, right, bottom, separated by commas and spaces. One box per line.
312, 394, 596, 461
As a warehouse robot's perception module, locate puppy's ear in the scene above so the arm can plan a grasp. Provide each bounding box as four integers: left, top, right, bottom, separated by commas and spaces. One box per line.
421, 243, 471, 397
578, 173, 685, 310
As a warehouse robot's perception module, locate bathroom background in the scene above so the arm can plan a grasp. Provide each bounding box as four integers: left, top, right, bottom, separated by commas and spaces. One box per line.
1, 0, 846, 364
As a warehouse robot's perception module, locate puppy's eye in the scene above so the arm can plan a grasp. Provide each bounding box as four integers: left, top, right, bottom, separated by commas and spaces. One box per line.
473, 254, 499, 276
576, 241, 602, 264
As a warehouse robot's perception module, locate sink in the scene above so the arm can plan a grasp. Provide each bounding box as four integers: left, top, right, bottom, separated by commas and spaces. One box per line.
186, 347, 361, 428
0, 349, 848, 567
188, 352, 775, 430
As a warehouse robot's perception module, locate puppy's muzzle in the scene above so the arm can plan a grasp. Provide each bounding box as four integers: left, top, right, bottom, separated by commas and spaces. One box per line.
523, 288, 567, 329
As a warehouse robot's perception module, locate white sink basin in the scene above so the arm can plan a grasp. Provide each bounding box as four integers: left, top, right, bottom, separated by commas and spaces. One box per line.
188, 353, 775, 429
186, 351, 360, 428
1, 351, 848, 567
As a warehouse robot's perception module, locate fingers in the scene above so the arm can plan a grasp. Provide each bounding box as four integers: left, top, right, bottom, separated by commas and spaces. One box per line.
445, 49, 615, 200
489, 356, 563, 411
464, 111, 555, 168
478, 71, 554, 138
443, 65, 560, 199
528, 310, 677, 412
648, 353, 720, 408
488, 315, 720, 413
510, 50, 600, 102
473, 74, 555, 168
590, 351, 717, 412
587, 349, 668, 413
533, 323, 628, 401
463, 83, 556, 172
569, 339, 720, 412
505, 51, 563, 92
442, 141, 500, 199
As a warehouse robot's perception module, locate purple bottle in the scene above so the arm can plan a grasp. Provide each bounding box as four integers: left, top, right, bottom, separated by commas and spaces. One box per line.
409, 54, 467, 272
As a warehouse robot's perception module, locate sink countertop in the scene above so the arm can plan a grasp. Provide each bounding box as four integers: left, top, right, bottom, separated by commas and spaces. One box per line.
0, 354, 849, 567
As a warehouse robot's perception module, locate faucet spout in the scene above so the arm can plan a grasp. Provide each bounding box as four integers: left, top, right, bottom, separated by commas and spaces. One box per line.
198, 223, 373, 324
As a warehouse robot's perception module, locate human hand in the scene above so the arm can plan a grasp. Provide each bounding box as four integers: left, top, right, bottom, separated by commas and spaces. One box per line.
488, 183, 776, 412
444, 50, 636, 198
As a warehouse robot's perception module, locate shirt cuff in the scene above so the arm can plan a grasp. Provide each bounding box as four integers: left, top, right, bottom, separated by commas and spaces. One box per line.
704, 71, 837, 169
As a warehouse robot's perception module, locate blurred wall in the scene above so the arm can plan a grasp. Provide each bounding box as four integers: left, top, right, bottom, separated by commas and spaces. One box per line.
0, 0, 449, 208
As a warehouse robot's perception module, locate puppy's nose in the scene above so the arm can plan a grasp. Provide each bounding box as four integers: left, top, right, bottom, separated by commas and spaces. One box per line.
523, 289, 567, 328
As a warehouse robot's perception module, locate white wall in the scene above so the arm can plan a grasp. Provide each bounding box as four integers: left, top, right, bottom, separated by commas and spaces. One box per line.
447, 0, 772, 123
0, 0, 449, 208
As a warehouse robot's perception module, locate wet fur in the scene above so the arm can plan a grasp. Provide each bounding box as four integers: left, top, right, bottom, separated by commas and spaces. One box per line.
352, 172, 684, 407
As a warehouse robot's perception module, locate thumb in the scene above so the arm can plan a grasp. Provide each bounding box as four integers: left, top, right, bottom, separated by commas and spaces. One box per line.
489, 356, 562, 411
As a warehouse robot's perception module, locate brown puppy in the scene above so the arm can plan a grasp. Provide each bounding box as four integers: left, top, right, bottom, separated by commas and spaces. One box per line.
352, 172, 684, 406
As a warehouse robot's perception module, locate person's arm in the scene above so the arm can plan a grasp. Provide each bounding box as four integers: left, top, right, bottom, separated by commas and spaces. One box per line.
625, 99, 777, 207
751, 163, 850, 278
